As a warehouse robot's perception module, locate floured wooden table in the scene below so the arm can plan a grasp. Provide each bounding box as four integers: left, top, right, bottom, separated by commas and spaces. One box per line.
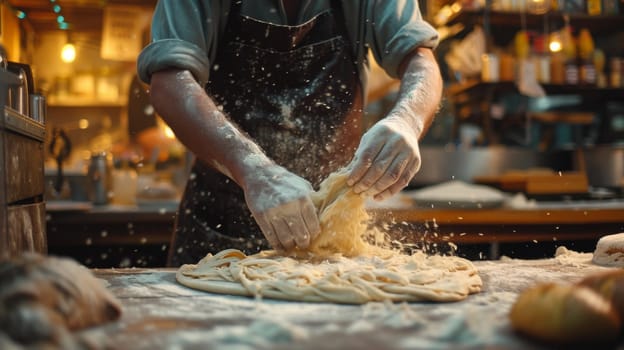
84, 250, 620, 349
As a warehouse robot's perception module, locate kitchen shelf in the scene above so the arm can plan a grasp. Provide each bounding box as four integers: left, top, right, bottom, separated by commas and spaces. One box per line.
447, 79, 624, 100
444, 78, 624, 144
444, 9, 624, 34
2, 107, 45, 142
47, 100, 126, 108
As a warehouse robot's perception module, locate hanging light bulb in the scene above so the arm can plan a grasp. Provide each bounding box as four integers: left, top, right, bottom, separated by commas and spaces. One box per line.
61, 42, 76, 63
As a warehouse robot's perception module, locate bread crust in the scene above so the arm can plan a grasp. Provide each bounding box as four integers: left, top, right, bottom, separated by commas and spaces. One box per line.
509, 282, 620, 345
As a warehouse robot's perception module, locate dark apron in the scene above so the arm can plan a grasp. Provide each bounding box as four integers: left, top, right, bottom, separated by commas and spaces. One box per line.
168, 1, 363, 266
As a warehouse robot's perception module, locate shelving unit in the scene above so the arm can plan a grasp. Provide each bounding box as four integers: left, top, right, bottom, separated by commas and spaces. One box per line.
439, 4, 624, 145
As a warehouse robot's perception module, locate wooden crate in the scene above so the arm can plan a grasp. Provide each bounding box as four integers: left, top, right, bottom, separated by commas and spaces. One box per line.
0, 69, 46, 256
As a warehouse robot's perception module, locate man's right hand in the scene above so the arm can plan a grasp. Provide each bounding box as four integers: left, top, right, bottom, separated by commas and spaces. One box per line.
243, 165, 321, 252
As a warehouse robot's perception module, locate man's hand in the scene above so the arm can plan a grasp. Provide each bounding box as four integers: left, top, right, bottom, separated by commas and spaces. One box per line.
347, 117, 422, 201
347, 47, 442, 201
243, 165, 321, 252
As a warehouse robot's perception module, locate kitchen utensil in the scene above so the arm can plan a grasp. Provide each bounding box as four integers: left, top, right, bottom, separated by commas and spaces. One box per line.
88, 152, 111, 205
49, 128, 72, 194
6, 62, 34, 117
30, 93, 46, 124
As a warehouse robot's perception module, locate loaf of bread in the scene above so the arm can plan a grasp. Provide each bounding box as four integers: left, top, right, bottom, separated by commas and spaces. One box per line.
0, 253, 122, 348
509, 283, 621, 345
593, 232, 624, 267
578, 269, 624, 322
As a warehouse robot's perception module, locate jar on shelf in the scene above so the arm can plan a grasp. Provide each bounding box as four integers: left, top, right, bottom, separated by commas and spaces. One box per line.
586, 0, 602, 15
481, 53, 500, 82
611, 57, 622, 88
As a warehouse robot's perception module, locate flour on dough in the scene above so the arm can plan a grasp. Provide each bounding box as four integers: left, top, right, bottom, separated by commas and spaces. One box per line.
177, 168, 483, 303
302, 169, 375, 257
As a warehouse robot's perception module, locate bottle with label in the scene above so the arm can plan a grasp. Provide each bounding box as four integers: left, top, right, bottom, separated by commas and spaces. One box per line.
601, 0, 619, 14
88, 152, 112, 205
561, 26, 578, 85
550, 52, 566, 84
587, 0, 602, 14
578, 28, 596, 85
533, 34, 551, 83
611, 57, 622, 88
593, 49, 607, 87
548, 31, 565, 84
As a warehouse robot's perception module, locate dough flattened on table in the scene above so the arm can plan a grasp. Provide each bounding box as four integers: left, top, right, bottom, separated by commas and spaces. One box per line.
176, 249, 482, 304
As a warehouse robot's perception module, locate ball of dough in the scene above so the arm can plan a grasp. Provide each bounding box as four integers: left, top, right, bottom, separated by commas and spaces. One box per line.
593, 232, 624, 267
509, 283, 620, 345
578, 269, 624, 322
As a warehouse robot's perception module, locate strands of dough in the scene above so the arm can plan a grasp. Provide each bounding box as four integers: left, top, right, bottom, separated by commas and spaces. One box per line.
177, 169, 483, 303
178, 248, 482, 303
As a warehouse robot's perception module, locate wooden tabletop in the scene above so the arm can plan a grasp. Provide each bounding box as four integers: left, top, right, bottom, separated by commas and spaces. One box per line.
79, 251, 620, 349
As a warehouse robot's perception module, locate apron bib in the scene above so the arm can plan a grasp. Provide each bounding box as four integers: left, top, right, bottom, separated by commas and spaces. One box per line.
169, 1, 363, 266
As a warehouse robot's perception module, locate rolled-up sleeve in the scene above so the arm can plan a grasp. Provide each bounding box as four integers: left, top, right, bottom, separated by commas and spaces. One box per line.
367, 0, 439, 79
137, 0, 221, 86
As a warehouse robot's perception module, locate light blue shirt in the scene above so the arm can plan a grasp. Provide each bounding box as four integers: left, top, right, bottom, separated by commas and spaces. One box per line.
137, 0, 439, 97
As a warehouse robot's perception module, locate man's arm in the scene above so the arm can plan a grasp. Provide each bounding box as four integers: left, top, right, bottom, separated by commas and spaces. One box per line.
149, 69, 320, 250
347, 47, 443, 200
149, 69, 267, 185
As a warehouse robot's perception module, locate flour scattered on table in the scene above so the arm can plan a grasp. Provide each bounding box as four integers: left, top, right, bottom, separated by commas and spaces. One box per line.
554, 246, 594, 267
405, 180, 506, 208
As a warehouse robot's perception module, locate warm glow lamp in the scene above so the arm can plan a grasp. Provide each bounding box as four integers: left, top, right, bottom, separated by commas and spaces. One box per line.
61, 42, 76, 63
549, 33, 562, 53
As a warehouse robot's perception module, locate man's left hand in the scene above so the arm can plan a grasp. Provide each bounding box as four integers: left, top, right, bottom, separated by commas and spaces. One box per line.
346, 117, 421, 201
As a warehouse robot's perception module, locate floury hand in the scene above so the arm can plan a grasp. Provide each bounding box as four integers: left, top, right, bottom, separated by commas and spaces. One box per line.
346, 117, 422, 201
346, 48, 441, 202
244, 165, 321, 252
